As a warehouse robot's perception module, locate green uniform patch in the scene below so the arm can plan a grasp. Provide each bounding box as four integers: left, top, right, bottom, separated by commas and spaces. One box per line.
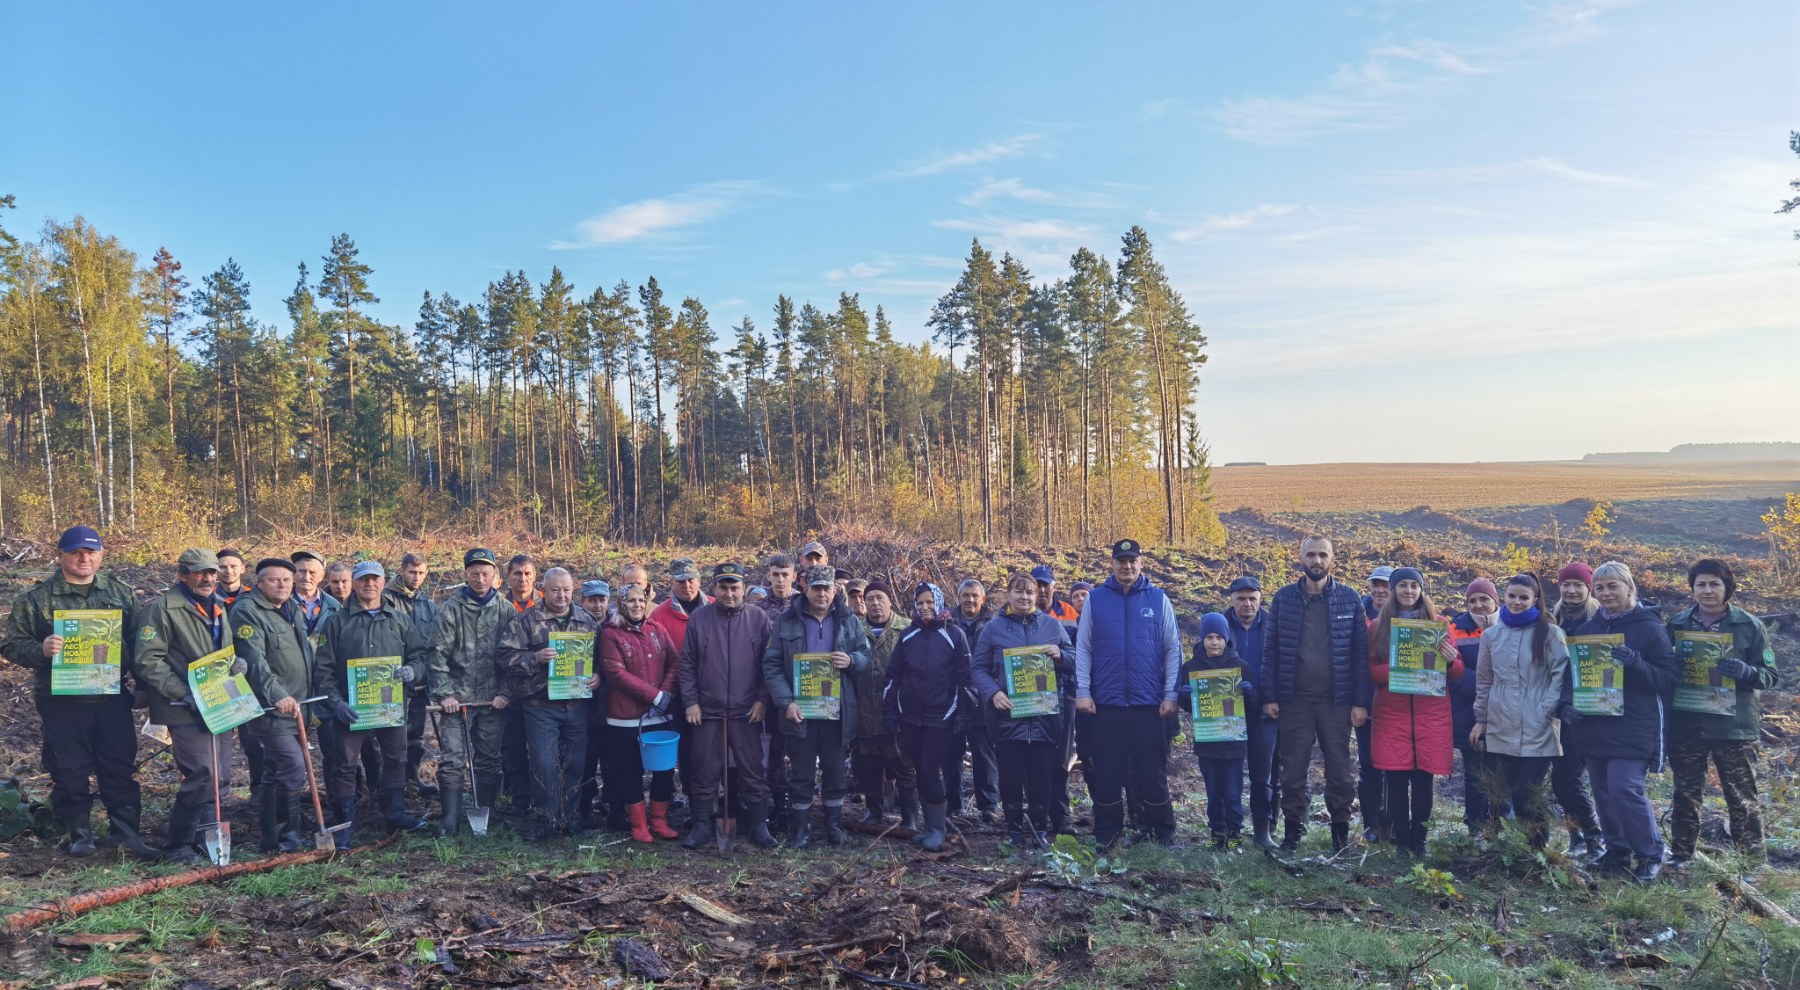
139, 625, 158, 642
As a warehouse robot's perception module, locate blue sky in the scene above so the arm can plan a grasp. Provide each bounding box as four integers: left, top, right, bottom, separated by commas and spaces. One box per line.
6, 1, 1795, 464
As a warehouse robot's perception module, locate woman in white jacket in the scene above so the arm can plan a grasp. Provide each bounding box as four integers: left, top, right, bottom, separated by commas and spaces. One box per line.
1470, 574, 1568, 849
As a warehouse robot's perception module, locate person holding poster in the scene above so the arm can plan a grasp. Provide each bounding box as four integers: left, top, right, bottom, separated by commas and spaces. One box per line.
500, 568, 601, 839
133, 548, 240, 864
884, 582, 975, 852
1664, 559, 1777, 870
313, 561, 433, 846
1, 525, 156, 859
1547, 561, 1605, 861
1566, 561, 1679, 883
971, 573, 1072, 847
1178, 613, 1255, 849
764, 565, 869, 848
1367, 568, 1464, 856
231, 557, 318, 853
1470, 575, 1568, 849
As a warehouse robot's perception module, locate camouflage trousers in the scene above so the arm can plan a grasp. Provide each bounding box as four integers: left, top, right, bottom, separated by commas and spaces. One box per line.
1669, 734, 1763, 860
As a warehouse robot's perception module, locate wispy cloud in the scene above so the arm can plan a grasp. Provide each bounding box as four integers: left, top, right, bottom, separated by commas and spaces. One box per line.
551, 181, 768, 248
886, 133, 1045, 179
931, 216, 1095, 242
963, 178, 1058, 205
1369, 40, 1491, 74
824, 262, 887, 283
1361, 157, 1648, 188
1171, 203, 1301, 242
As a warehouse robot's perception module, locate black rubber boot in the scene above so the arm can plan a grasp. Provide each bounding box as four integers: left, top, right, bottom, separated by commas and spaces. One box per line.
65, 823, 97, 857
278, 789, 305, 852
748, 800, 779, 849
439, 789, 463, 837
382, 788, 430, 832
1330, 821, 1351, 854
823, 805, 846, 846
898, 789, 920, 830
1254, 820, 1279, 852
106, 814, 162, 861
408, 754, 439, 799
258, 785, 284, 853
680, 818, 715, 850
331, 798, 357, 851
918, 803, 948, 852
860, 793, 887, 824
789, 805, 813, 849
1279, 818, 1304, 852
161, 804, 201, 865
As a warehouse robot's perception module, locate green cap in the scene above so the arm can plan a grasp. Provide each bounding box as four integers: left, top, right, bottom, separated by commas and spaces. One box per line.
463, 547, 498, 568
178, 548, 221, 573
669, 558, 699, 581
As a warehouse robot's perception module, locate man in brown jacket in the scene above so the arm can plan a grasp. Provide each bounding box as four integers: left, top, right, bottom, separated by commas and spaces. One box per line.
499, 568, 600, 839
678, 563, 776, 850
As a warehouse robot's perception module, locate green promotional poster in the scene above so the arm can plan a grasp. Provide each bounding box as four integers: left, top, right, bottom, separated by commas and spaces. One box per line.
186, 646, 262, 735
792, 652, 842, 720
1188, 667, 1247, 743
346, 656, 407, 729
1672, 630, 1736, 716
547, 630, 596, 700
50, 609, 123, 696
1387, 618, 1449, 697
1568, 634, 1625, 716
1002, 646, 1060, 719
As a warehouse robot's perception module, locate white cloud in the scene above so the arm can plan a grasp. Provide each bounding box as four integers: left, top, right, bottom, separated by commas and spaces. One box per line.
1170, 203, 1301, 242
1370, 40, 1491, 74
824, 262, 887, 283
1362, 157, 1647, 188
963, 178, 1058, 205
550, 181, 768, 248
931, 216, 1095, 242
886, 134, 1045, 178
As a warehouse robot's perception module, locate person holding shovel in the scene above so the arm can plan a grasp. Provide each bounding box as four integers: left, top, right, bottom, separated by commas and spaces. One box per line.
231, 557, 318, 853
499, 568, 601, 840
313, 561, 434, 846
429, 548, 512, 835
679, 563, 776, 850
600, 582, 682, 843
1, 525, 158, 860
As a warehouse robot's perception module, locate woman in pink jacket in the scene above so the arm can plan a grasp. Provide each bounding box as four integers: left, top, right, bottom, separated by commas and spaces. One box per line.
1367, 567, 1465, 855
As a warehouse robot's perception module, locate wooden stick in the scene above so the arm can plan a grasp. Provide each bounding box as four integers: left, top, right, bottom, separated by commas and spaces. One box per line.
1692, 852, 1800, 928
678, 891, 751, 926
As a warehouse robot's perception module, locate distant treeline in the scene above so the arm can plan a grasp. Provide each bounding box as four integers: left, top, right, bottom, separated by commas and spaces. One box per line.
1582, 442, 1800, 463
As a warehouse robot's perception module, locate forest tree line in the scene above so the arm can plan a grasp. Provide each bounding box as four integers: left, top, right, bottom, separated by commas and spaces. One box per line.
0, 194, 1219, 548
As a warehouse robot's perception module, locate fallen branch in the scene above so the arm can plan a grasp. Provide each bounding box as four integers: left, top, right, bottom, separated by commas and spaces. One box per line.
761, 930, 906, 966
678, 891, 751, 927
822, 951, 929, 990
1026, 878, 1207, 924
1693, 853, 1800, 928
841, 818, 968, 850
4, 834, 397, 932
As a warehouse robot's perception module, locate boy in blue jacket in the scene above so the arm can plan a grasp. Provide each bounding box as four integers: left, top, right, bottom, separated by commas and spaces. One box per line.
1181, 613, 1256, 849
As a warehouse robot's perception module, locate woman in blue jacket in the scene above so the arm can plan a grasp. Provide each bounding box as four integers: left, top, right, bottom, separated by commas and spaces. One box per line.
885, 583, 974, 852
971, 573, 1071, 849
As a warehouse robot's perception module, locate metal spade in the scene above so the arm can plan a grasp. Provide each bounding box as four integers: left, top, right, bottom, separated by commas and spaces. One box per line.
292, 699, 347, 852
452, 702, 495, 836
198, 736, 231, 866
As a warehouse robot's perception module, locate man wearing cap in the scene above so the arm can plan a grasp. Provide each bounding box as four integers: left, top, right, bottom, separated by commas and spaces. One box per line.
1225, 575, 1282, 850
1068, 581, 1093, 613
231, 557, 316, 853
383, 553, 440, 801
133, 548, 240, 864
846, 579, 868, 619
1549, 561, 1604, 858
290, 551, 338, 649
944, 578, 1004, 825
1449, 578, 1506, 838
312, 560, 433, 845
576, 579, 619, 830
1260, 536, 1371, 853
1, 526, 157, 859
498, 568, 601, 839
849, 579, 918, 828
679, 563, 777, 850
754, 554, 800, 822
799, 541, 829, 571
430, 549, 512, 835
764, 564, 870, 847
1073, 540, 1182, 848
1030, 566, 1082, 831
1033, 566, 1080, 625
214, 547, 268, 807
1361, 566, 1393, 621
649, 558, 711, 819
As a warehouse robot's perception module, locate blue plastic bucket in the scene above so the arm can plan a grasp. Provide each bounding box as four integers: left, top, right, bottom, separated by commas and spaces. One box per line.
639, 729, 680, 772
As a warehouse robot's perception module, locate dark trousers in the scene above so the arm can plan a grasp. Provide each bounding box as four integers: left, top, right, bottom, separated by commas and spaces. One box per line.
1496, 754, 1553, 846
691, 718, 768, 813
237, 724, 265, 790
945, 722, 999, 813
252, 731, 308, 791
1277, 699, 1356, 825
851, 734, 916, 803
787, 718, 848, 808
168, 722, 228, 813
502, 703, 530, 807
327, 725, 406, 803
405, 684, 429, 776
1550, 754, 1600, 834
1089, 704, 1175, 841
1354, 719, 1386, 831
1670, 734, 1763, 859
523, 700, 588, 827
1049, 708, 1076, 831
1587, 756, 1663, 860
601, 723, 675, 806
1384, 768, 1434, 841
1196, 755, 1245, 837
436, 708, 506, 797
765, 723, 790, 805
900, 721, 956, 806
996, 739, 1057, 832
1246, 713, 1281, 827
1460, 746, 1512, 828
37, 695, 141, 827
580, 701, 610, 818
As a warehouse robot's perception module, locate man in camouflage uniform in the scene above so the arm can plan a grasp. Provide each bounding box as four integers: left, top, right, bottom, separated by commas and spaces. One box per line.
430, 548, 512, 834
0, 526, 157, 859
1665, 559, 1779, 870
849, 580, 918, 828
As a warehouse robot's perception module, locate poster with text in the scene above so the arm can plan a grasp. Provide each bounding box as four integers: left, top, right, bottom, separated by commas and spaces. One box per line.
1568, 634, 1626, 716
1387, 618, 1449, 697
1002, 646, 1060, 718
1672, 630, 1737, 716
346, 656, 406, 729
547, 630, 596, 700
1188, 667, 1247, 743
792, 653, 842, 720
187, 646, 261, 734
51, 609, 123, 696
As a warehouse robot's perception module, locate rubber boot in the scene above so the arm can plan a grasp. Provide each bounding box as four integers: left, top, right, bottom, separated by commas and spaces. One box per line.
1254, 820, 1278, 852
106, 814, 161, 861
748, 799, 779, 849
408, 755, 439, 799
382, 788, 430, 832
823, 805, 846, 846
918, 802, 948, 852
789, 804, 813, 849
278, 790, 305, 853
331, 798, 357, 851
161, 804, 202, 865
647, 800, 681, 840
65, 823, 97, 857
1279, 818, 1303, 852
438, 789, 462, 838
627, 802, 653, 844
860, 791, 887, 824
258, 785, 285, 853
1330, 821, 1351, 854
680, 817, 714, 850
898, 788, 920, 830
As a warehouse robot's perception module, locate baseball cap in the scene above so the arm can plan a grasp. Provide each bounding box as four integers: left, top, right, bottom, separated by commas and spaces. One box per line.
1227, 576, 1262, 594
177, 548, 221, 573
1368, 565, 1395, 584
834, 568, 852, 583
799, 541, 827, 559
805, 565, 837, 588
669, 558, 699, 581
58, 526, 103, 553
291, 549, 326, 566
581, 579, 611, 598
463, 547, 498, 568
1031, 565, 1055, 584
712, 562, 745, 583
847, 578, 868, 593
1110, 539, 1142, 559
351, 560, 385, 580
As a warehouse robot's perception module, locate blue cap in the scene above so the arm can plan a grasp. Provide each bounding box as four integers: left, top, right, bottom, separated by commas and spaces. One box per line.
351, 560, 385, 580
1200, 612, 1232, 641
1030, 565, 1055, 584
581, 580, 611, 598
1227, 576, 1261, 594
58, 526, 103, 552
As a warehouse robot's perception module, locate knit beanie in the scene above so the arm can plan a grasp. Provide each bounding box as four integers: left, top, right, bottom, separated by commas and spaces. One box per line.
1465, 577, 1498, 601
1388, 566, 1425, 589
1556, 562, 1593, 588
864, 579, 892, 600
1199, 612, 1231, 641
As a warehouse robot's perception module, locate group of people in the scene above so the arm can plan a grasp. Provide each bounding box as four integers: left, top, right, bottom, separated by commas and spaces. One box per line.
2, 527, 1778, 884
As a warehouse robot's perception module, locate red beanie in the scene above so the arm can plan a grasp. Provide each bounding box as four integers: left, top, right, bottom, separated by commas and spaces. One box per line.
1556, 562, 1593, 588
1465, 577, 1498, 601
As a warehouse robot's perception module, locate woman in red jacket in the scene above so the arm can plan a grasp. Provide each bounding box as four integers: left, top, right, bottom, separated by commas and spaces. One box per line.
600, 583, 681, 843
1368, 567, 1465, 855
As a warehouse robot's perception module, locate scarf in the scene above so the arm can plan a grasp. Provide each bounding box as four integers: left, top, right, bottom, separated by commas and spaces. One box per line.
913, 582, 950, 627
464, 586, 498, 606
1597, 603, 1630, 621
1499, 605, 1541, 628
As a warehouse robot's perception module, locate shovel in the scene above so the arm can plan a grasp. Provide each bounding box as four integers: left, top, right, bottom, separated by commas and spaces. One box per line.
198, 735, 231, 866
716, 717, 735, 853
292, 699, 347, 852
454, 703, 495, 836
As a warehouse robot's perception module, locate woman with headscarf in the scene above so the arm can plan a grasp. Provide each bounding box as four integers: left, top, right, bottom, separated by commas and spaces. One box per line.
884, 583, 973, 851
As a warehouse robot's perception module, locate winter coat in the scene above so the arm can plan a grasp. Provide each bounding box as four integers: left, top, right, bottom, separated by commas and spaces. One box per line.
763, 596, 870, 739
382, 584, 438, 643
230, 590, 315, 736
1368, 616, 1465, 775
498, 605, 599, 702
293, 592, 339, 651
971, 607, 1072, 745
679, 602, 773, 721
648, 596, 710, 656
1260, 578, 1372, 707
1566, 606, 1679, 769
1178, 642, 1256, 760
1223, 606, 1268, 692
1554, 598, 1598, 635
1448, 612, 1489, 750
852, 614, 912, 739
1, 571, 140, 703
313, 601, 431, 711
1666, 604, 1778, 742
134, 586, 232, 728
428, 588, 510, 704
1472, 619, 1567, 758
884, 619, 973, 728
599, 612, 679, 727
1076, 574, 1181, 707
951, 607, 992, 647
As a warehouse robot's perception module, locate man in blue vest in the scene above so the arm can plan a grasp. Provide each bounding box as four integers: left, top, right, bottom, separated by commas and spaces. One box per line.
1073, 539, 1182, 849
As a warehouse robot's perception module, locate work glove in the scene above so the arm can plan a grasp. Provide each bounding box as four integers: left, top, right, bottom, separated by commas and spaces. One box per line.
1558, 704, 1583, 727
1716, 658, 1754, 682
648, 692, 671, 718
1610, 645, 1643, 669
229, 657, 248, 677
332, 701, 360, 725
396, 665, 417, 684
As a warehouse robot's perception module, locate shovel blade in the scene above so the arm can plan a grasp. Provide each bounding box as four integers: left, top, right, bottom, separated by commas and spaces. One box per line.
200, 823, 231, 866
716, 818, 735, 853
466, 805, 490, 836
